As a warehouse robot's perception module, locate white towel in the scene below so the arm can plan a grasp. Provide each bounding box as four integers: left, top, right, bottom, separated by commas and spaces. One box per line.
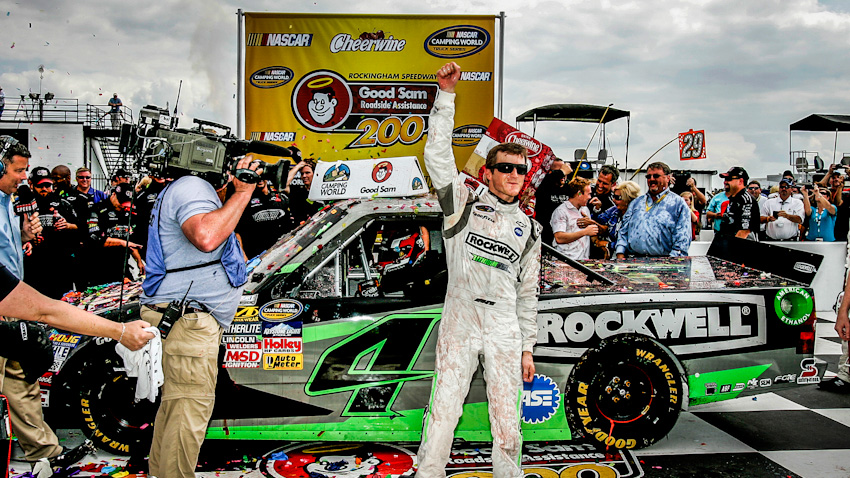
115, 327, 164, 402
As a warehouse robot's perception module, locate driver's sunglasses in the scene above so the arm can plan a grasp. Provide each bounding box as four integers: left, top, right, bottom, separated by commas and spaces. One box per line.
490, 163, 528, 175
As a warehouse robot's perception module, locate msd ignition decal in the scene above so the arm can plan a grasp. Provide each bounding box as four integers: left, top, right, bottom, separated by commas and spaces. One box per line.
774, 287, 813, 326
223, 348, 261, 369
504, 131, 543, 159
424, 25, 490, 58
536, 292, 766, 358
258, 442, 416, 478
452, 124, 486, 147
250, 66, 294, 88
307, 313, 440, 416
261, 299, 304, 322
291, 70, 437, 149
797, 357, 821, 384
521, 374, 561, 424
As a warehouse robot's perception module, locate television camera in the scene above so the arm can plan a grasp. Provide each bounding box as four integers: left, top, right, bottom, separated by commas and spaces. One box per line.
118, 105, 292, 190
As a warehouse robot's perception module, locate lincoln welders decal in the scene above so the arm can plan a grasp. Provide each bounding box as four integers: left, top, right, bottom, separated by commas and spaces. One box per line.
521, 374, 561, 424
260, 299, 304, 322
536, 292, 766, 357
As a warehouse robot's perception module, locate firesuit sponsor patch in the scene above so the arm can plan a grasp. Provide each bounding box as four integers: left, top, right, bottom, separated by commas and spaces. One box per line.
465, 232, 519, 262
471, 254, 510, 272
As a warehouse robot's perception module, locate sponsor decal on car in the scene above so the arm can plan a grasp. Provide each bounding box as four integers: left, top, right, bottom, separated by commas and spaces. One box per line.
222, 334, 260, 345
521, 374, 561, 424
223, 349, 261, 369
372, 161, 393, 183
259, 442, 415, 478
323, 163, 351, 182
227, 322, 262, 335
797, 358, 820, 384
537, 293, 766, 357
264, 337, 303, 354
233, 306, 261, 323
263, 320, 303, 337
263, 353, 304, 370
260, 300, 304, 322
705, 382, 717, 395
49, 332, 82, 348
424, 25, 490, 58
774, 287, 813, 326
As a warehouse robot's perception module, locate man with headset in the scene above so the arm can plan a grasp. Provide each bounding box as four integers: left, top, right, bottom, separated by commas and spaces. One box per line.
140, 154, 257, 478
0, 136, 98, 476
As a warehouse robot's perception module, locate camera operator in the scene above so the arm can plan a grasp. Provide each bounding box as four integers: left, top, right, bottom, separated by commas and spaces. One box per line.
139, 154, 256, 478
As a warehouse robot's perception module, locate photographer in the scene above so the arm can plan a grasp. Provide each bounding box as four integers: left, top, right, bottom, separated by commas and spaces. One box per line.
801, 184, 837, 241
817, 164, 849, 240
140, 154, 257, 478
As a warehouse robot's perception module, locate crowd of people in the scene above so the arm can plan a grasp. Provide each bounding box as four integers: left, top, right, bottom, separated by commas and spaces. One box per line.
540, 162, 850, 263
8, 157, 321, 302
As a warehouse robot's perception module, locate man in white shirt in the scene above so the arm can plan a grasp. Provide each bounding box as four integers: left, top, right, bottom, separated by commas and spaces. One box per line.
551, 176, 598, 259
760, 178, 804, 241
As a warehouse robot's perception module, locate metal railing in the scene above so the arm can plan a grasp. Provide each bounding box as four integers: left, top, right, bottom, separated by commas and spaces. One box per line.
0, 97, 133, 128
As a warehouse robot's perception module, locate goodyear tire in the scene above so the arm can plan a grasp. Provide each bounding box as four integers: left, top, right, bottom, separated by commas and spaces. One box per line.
74, 344, 159, 455
565, 333, 686, 449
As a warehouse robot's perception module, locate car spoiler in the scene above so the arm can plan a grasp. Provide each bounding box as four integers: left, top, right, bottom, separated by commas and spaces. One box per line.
542, 243, 615, 285
706, 235, 823, 287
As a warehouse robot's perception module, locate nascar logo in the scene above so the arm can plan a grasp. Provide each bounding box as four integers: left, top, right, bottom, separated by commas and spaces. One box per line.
250, 132, 296, 142
247, 33, 313, 47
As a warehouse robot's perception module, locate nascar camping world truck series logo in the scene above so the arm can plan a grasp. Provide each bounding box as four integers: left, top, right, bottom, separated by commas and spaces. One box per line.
424, 25, 491, 58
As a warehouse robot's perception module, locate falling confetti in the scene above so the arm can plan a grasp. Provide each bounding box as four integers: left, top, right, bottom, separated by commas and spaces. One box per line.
10, 42, 14, 48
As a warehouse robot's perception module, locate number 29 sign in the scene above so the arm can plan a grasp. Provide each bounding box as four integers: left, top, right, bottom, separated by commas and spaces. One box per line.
679, 129, 707, 160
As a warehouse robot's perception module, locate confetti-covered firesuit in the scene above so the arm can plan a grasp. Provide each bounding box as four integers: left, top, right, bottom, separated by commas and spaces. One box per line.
416, 90, 541, 478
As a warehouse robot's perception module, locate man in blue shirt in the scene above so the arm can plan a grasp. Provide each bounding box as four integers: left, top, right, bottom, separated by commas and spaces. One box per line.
75, 167, 108, 205
615, 161, 691, 258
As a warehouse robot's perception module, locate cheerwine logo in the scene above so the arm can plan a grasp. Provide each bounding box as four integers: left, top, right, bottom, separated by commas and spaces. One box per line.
329, 32, 407, 53
536, 293, 766, 357
465, 232, 519, 262
504, 131, 542, 158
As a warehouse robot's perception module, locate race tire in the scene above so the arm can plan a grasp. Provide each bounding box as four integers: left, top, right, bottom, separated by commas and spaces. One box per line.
74, 344, 159, 455
565, 333, 686, 449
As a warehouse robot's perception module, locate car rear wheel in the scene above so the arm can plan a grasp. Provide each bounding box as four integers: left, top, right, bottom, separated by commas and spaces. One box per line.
565, 333, 686, 449
74, 345, 158, 455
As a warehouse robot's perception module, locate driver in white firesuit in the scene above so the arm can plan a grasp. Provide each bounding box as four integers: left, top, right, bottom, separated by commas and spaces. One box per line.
416, 62, 540, 478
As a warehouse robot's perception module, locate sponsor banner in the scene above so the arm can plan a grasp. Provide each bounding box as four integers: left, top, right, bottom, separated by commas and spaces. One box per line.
49, 332, 82, 348
264, 337, 303, 354
535, 292, 766, 358
263, 353, 304, 370
310, 156, 427, 201
260, 299, 304, 322
244, 13, 495, 169
463, 117, 558, 216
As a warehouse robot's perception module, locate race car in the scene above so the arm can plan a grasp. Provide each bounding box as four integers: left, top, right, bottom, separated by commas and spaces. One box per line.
41, 193, 825, 456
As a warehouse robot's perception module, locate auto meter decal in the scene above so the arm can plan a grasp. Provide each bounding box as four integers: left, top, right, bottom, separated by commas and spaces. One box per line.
774, 287, 813, 326
424, 25, 491, 58
250, 66, 295, 88
521, 374, 561, 424
258, 442, 416, 478
261, 300, 304, 322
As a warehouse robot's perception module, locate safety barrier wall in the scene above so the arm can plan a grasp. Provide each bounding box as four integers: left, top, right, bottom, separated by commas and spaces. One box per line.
688, 240, 847, 313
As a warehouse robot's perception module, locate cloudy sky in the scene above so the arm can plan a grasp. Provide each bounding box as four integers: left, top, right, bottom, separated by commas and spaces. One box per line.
3, 0, 850, 184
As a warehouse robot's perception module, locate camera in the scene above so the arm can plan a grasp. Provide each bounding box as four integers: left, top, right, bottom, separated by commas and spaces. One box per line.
119, 105, 292, 190
671, 171, 691, 195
